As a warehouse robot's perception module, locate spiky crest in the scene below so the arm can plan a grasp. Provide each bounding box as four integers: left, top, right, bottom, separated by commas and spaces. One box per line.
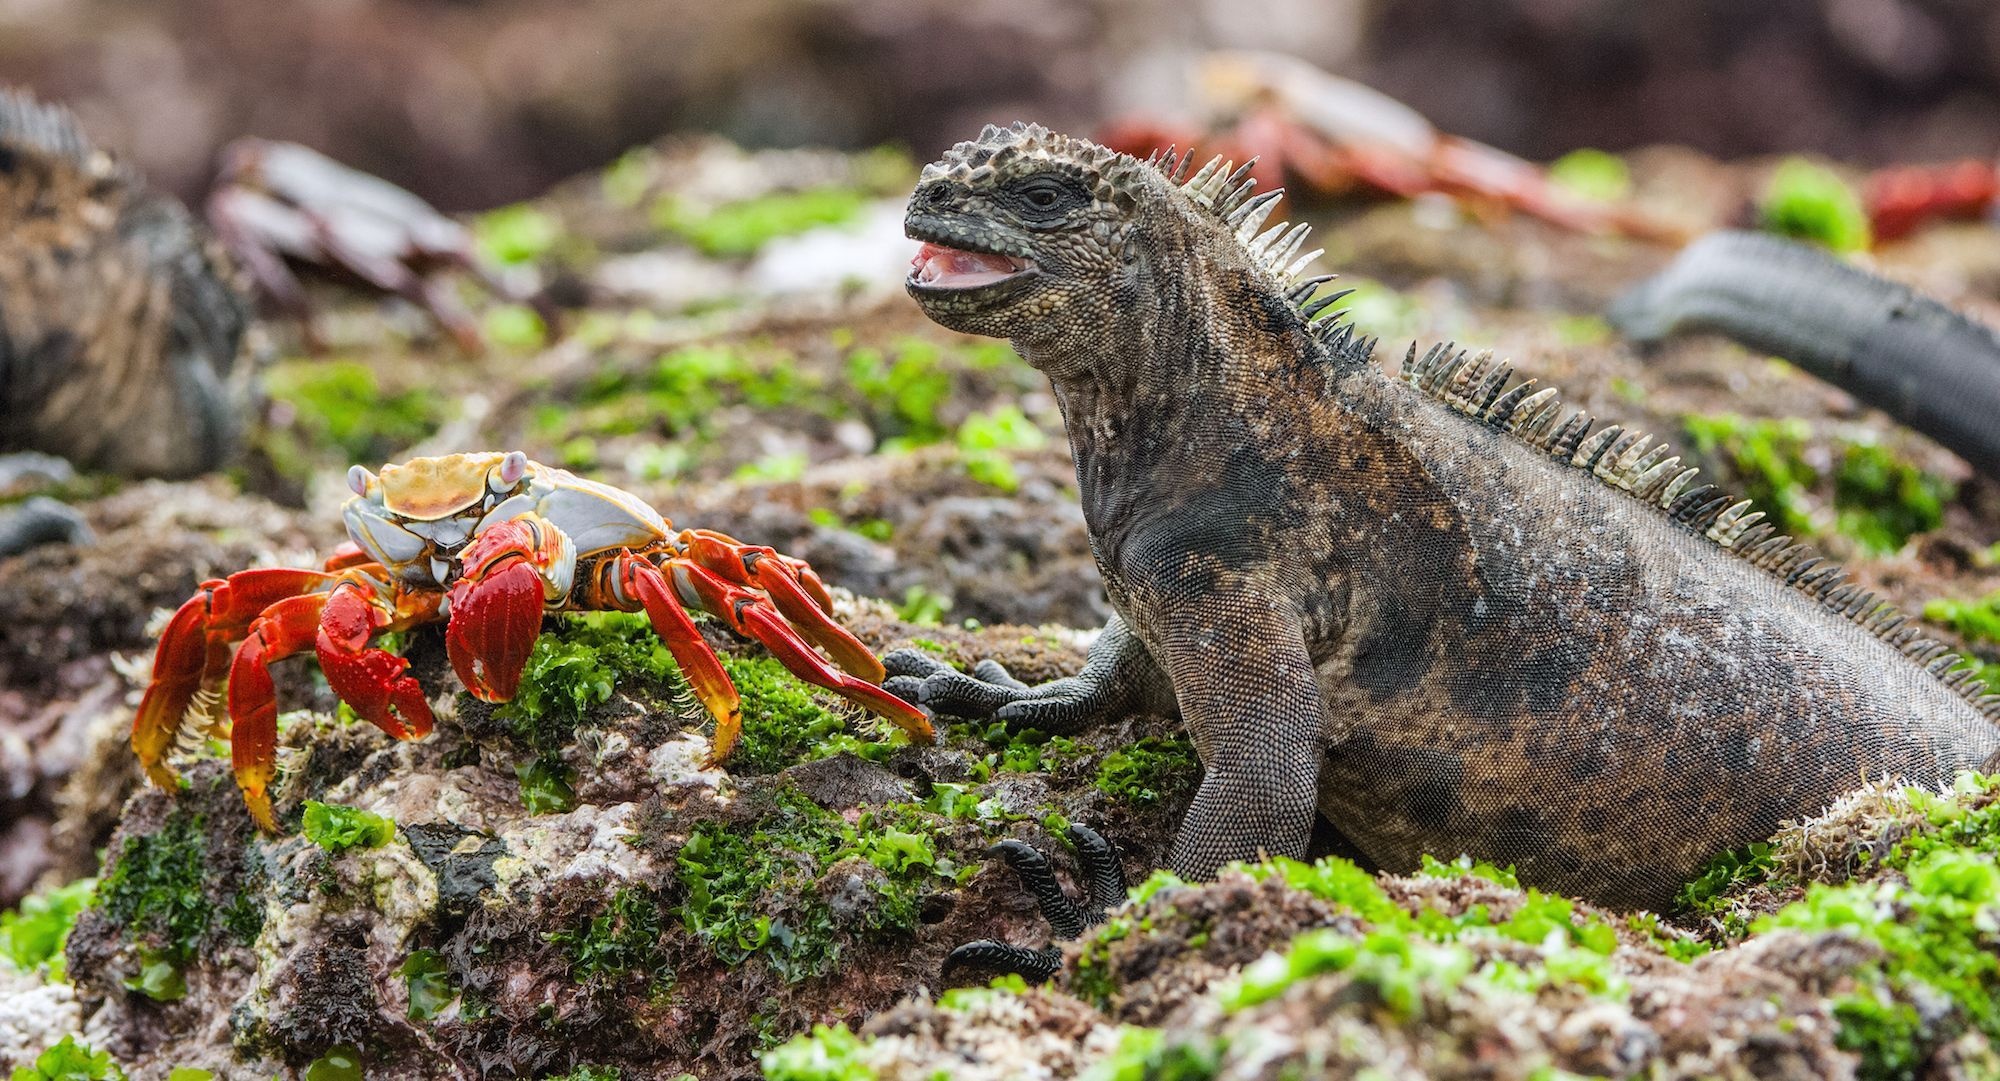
1399, 340, 2000, 723
0, 88, 126, 183
1144, 150, 1373, 354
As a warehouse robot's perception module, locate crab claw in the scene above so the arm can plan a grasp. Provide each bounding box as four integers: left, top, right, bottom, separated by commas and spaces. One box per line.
680, 530, 886, 684
671, 558, 932, 745
133, 567, 334, 791
317, 580, 434, 739
444, 515, 569, 701
225, 593, 330, 830
616, 553, 744, 761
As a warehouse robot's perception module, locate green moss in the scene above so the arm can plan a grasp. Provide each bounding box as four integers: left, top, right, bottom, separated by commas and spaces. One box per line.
655, 187, 866, 257
475, 204, 562, 266
1079, 1025, 1222, 1081
1683, 413, 1950, 554
723, 653, 856, 775
1923, 593, 2000, 694
396, 949, 457, 1020
674, 790, 952, 981
955, 405, 1047, 493
1094, 735, 1198, 808
263, 360, 445, 469
1762, 158, 1872, 253
845, 338, 954, 445
483, 304, 548, 352
1224, 927, 1477, 1014
760, 1022, 877, 1081
734, 451, 809, 484
516, 757, 577, 815
936, 972, 1029, 1013
97, 813, 211, 962
301, 801, 395, 854
1761, 849, 2000, 1078
547, 887, 672, 991
1547, 148, 1631, 204
499, 612, 680, 755
8, 1036, 124, 1081
1417, 853, 1520, 889
893, 586, 952, 626
1, 877, 95, 977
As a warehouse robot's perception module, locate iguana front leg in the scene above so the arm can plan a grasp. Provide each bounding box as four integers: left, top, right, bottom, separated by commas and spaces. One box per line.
882, 612, 1177, 730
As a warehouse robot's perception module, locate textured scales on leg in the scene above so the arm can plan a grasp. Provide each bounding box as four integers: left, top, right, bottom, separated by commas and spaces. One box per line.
901, 121, 2000, 917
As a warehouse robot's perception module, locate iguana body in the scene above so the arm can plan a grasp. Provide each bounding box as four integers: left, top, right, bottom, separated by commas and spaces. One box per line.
889, 124, 2000, 912
0, 89, 249, 479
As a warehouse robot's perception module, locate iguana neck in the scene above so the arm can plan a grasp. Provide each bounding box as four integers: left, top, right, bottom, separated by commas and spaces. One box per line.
1017, 278, 1328, 545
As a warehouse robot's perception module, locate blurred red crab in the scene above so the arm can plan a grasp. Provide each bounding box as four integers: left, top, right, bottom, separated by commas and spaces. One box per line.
131, 451, 929, 828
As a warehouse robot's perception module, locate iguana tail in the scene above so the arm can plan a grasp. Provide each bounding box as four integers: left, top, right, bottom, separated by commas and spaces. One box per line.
1609, 230, 2000, 479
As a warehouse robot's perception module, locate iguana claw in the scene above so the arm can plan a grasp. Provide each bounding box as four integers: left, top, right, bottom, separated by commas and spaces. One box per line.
941, 824, 1127, 984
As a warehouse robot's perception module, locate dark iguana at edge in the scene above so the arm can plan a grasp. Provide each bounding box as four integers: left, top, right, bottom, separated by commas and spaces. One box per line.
886, 123, 2000, 953
0, 88, 250, 481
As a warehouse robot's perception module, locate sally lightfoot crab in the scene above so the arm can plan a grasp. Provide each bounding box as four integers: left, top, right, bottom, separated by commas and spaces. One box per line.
132, 451, 930, 828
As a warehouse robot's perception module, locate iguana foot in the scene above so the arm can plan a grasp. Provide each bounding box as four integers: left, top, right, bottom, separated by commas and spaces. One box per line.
883, 650, 1110, 729
942, 823, 1127, 983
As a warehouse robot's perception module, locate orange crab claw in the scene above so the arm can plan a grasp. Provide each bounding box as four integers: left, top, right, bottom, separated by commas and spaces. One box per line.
317, 580, 435, 740
444, 516, 561, 702
615, 552, 744, 762
132, 567, 335, 791
680, 530, 886, 684
670, 559, 932, 744
226, 593, 331, 830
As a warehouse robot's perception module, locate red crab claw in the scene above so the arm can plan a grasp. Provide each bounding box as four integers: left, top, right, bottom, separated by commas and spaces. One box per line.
444, 516, 565, 702
614, 552, 744, 762
670, 558, 932, 747
317, 579, 435, 740
226, 593, 333, 831
679, 529, 885, 684
133, 567, 334, 791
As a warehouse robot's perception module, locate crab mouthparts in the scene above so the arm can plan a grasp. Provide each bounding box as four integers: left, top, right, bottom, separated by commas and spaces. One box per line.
910, 242, 1032, 289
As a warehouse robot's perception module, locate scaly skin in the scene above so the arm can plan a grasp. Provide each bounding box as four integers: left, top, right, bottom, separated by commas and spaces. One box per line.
0, 89, 249, 479
887, 124, 2000, 916
1610, 229, 2000, 480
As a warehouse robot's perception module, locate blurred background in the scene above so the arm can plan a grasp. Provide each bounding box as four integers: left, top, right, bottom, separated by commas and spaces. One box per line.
5, 0, 1998, 211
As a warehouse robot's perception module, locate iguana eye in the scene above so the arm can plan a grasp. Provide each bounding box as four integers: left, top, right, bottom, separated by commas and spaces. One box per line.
1024, 184, 1062, 210
1010, 175, 1083, 222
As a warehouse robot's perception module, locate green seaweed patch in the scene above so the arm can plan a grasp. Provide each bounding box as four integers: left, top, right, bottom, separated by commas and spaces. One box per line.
1547, 148, 1632, 204
1760, 849, 2000, 1079
302, 1046, 362, 1081
956, 405, 1048, 493
547, 887, 673, 995
674, 790, 955, 981
498, 612, 682, 755
263, 360, 446, 472
760, 1022, 875, 1081
936, 972, 1030, 1013
8, 1036, 124, 1081
844, 338, 954, 446
1761, 158, 1871, 253
1683, 413, 1951, 554
97, 813, 214, 963
301, 801, 395, 854
1080, 1025, 1223, 1081
1, 877, 95, 978
1094, 735, 1198, 808
475, 203, 562, 267
654, 188, 866, 257
1675, 841, 1777, 936
396, 949, 457, 1020
892, 585, 952, 626
723, 654, 853, 775
1923, 593, 2000, 694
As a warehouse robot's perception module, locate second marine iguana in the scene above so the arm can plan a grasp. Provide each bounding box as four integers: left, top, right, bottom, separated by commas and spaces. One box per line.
0, 88, 250, 481
884, 123, 2000, 969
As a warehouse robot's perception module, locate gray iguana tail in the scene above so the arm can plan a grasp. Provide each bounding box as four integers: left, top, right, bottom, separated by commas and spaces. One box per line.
1609, 230, 2000, 479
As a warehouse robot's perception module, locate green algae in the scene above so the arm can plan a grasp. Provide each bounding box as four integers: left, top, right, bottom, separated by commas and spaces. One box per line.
300, 801, 394, 854
1762, 158, 1872, 253
1, 877, 95, 978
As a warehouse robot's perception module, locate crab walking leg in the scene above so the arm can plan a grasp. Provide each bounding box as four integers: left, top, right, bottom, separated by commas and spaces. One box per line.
316, 577, 439, 740
443, 514, 573, 701
679, 529, 887, 683
668, 558, 933, 742
132, 567, 336, 790
611, 552, 745, 762
224, 593, 333, 830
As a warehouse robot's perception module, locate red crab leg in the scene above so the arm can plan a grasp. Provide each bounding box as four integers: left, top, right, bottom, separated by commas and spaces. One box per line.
668, 558, 931, 743
132, 567, 335, 791
678, 530, 885, 684
322, 542, 375, 572
613, 552, 745, 762
443, 515, 566, 701
317, 577, 439, 741
226, 593, 333, 831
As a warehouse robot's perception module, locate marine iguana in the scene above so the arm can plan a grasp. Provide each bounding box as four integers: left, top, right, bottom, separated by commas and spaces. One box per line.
1610, 229, 2000, 480
0, 88, 250, 481
883, 123, 2000, 971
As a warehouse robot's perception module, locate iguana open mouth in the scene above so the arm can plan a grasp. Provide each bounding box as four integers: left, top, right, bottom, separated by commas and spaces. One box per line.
906, 241, 1036, 292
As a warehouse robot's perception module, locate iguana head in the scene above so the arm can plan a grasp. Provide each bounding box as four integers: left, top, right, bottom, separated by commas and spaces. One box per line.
904, 123, 1162, 342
